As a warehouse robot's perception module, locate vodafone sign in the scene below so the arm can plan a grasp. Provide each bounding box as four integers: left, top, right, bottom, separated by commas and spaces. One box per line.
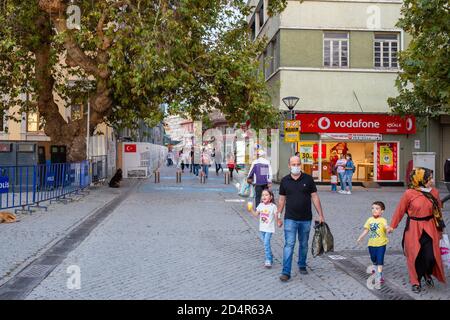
296, 113, 416, 134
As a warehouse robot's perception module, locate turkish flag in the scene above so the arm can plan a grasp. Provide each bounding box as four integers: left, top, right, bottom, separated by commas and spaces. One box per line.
124, 144, 137, 153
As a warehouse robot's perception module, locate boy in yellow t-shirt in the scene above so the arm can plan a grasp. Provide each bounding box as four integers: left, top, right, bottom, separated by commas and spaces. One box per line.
357, 201, 393, 284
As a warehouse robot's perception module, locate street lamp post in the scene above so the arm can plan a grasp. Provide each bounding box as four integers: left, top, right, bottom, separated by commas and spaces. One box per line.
282, 96, 300, 155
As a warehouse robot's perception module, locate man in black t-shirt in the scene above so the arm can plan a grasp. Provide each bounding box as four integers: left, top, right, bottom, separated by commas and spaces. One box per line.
277, 156, 325, 282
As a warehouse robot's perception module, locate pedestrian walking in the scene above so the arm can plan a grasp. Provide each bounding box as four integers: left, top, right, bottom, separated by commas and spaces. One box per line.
247, 189, 279, 268
226, 152, 236, 179
335, 154, 347, 193
179, 150, 185, 172
212, 148, 223, 175
357, 201, 393, 286
247, 149, 272, 207
330, 167, 338, 192
201, 148, 211, 179
390, 167, 446, 293
277, 156, 326, 282
343, 153, 355, 194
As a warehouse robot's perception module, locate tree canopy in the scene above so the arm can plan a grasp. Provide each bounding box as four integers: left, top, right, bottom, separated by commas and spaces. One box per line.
388, 0, 450, 122
0, 0, 291, 160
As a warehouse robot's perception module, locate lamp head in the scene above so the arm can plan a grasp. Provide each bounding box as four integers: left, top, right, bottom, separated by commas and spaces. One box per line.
282, 96, 300, 110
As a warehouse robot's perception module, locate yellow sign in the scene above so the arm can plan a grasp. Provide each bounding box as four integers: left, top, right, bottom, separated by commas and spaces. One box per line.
284, 120, 301, 131
300, 145, 314, 164
285, 132, 300, 143
379, 146, 393, 165
284, 120, 301, 143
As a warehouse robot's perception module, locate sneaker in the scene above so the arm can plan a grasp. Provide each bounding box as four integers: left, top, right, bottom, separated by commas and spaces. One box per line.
338, 190, 346, 194
425, 277, 434, 288
346, 191, 352, 194
299, 267, 308, 275
264, 261, 272, 268
411, 284, 421, 294
279, 274, 290, 282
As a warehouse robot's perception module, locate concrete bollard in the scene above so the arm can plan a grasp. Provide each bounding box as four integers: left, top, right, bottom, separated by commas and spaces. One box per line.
154, 170, 160, 183
224, 172, 230, 184
176, 170, 182, 183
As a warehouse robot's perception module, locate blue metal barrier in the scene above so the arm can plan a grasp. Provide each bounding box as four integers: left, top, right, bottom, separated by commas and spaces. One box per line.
0, 159, 105, 213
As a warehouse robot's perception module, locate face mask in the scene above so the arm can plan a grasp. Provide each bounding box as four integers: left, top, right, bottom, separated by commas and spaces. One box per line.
290, 166, 301, 175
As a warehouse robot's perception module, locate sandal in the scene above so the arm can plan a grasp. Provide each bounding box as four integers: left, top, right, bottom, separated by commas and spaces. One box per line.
411, 284, 421, 294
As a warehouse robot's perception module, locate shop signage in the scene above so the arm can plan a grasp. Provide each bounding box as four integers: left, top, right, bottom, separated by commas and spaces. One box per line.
320, 133, 383, 141
296, 114, 415, 134
376, 142, 398, 181
299, 145, 314, 164
284, 120, 301, 143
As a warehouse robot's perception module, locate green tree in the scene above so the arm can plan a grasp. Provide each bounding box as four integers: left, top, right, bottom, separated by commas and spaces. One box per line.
388, 0, 450, 122
0, 0, 290, 161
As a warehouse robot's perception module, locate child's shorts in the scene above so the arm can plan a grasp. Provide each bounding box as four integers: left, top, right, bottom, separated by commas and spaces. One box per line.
368, 245, 386, 265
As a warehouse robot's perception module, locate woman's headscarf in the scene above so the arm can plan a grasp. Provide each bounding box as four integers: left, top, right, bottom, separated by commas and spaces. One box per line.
409, 167, 445, 231
409, 167, 433, 189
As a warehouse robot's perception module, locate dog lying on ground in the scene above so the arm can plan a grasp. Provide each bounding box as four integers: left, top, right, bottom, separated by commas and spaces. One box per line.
109, 168, 123, 188
0, 212, 18, 223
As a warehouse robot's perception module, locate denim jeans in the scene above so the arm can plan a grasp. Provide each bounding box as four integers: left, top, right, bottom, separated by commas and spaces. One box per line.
338, 172, 346, 190
282, 219, 312, 276
343, 172, 353, 191
202, 164, 209, 178
260, 232, 273, 263
331, 183, 337, 192
193, 164, 199, 176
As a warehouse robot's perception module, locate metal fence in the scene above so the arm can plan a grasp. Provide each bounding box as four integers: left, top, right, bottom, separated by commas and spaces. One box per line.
0, 159, 105, 213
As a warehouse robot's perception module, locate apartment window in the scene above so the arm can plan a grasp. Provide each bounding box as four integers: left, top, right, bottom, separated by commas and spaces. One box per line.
250, 18, 256, 40
323, 32, 349, 68
374, 33, 399, 68
263, 36, 279, 79
27, 111, 44, 132
258, 2, 264, 29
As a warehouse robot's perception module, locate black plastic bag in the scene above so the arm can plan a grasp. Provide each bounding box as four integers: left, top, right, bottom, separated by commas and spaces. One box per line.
311, 221, 334, 257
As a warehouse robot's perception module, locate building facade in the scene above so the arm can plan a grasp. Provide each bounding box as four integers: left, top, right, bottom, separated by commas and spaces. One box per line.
248, 0, 449, 184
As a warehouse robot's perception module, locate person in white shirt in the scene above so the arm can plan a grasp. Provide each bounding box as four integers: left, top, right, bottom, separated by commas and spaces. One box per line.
334, 153, 347, 193
247, 189, 280, 268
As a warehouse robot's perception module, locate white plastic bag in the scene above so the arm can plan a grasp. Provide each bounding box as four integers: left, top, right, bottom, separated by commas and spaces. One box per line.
440, 234, 450, 269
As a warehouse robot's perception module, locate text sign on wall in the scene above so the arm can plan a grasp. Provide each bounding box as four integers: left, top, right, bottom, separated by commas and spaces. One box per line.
296, 114, 415, 134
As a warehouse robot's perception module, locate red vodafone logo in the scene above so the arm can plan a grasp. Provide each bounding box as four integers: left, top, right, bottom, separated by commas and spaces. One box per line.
318, 117, 331, 130
124, 144, 137, 152
406, 118, 413, 132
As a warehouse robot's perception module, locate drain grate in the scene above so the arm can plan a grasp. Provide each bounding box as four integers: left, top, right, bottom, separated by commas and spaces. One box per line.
17, 265, 54, 278
325, 253, 414, 300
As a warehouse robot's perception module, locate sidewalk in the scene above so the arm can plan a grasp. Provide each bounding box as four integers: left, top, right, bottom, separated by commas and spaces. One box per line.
0, 180, 134, 287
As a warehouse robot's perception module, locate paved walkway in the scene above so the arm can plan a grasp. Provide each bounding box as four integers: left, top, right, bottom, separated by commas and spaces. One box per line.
1, 166, 449, 299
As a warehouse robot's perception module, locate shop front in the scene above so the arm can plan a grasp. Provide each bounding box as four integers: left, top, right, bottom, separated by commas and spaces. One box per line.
295, 113, 416, 183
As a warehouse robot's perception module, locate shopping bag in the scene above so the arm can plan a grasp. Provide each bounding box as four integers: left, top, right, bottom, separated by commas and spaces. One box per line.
239, 179, 251, 197
321, 222, 334, 253
311, 222, 334, 257
249, 185, 255, 198
311, 222, 324, 257
440, 234, 450, 269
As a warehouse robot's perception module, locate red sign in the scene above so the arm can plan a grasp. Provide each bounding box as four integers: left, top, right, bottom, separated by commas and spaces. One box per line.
376, 142, 398, 181
124, 144, 137, 153
295, 113, 415, 134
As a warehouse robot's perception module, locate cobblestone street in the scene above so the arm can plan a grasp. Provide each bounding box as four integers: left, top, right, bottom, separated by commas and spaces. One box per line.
1, 166, 449, 300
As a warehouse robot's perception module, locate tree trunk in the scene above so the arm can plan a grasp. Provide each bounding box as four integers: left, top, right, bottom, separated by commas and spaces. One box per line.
33, 9, 112, 162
